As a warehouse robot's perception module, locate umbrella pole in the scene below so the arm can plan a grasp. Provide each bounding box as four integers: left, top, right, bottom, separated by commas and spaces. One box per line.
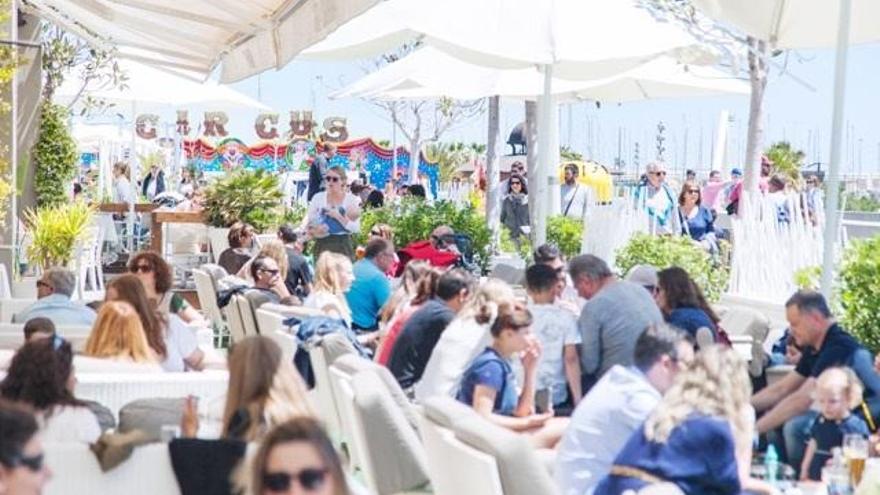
535, 64, 554, 246
820, 0, 852, 298
128, 101, 136, 254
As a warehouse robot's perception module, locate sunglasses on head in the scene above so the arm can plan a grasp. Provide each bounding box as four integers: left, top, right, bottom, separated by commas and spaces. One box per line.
326, 176, 341, 183
131, 264, 153, 274
263, 468, 328, 492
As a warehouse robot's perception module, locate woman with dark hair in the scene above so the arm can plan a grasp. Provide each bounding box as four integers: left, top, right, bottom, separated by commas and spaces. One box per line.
218, 222, 256, 275
129, 251, 205, 325
246, 418, 349, 495
106, 274, 204, 372
375, 263, 440, 366
675, 182, 718, 254
500, 172, 530, 242
0, 400, 52, 493
654, 267, 719, 348
0, 337, 101, 443
364, 189, 385, 209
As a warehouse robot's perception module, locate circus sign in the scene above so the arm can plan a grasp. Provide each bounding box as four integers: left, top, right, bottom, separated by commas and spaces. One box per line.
138, 110, 350, 142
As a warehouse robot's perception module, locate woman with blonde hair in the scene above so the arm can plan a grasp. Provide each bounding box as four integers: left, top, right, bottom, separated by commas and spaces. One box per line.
303, 252, 354, 326
380, 259, 431, 325
413, 278, 516, 401
222, 336, 315, 442
595, 346, 774, 495
84, 301, 158, 364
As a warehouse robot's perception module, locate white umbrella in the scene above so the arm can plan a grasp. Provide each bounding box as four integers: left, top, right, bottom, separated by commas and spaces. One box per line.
305, 0, 709, 244
334, 48, 747, 102
691, 0, 880, 297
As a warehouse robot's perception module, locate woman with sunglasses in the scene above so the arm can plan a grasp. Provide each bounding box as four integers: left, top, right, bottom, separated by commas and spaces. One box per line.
674, 182, 718, 254
307, 166, 361, 261
246, 418, 348, 495
0, 400, 52, 494
129, 251, 206, 326
0, 337, 101, 444
500, 173, 530, 245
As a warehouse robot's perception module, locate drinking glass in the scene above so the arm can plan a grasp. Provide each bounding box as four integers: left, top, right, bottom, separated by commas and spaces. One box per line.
844, 433, 869, 487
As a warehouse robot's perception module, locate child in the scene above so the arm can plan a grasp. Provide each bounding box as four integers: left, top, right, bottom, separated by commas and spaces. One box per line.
524, 263, 582, 410
801, 367, 869, 480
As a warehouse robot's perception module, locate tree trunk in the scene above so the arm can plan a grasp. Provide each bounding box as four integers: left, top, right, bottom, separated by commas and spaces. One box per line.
485, 96, 501, 241
525, 100, 539, 246
408, 130, 421, 186
743, 37, 768, 196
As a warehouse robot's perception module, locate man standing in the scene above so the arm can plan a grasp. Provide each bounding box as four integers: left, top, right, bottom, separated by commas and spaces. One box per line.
568, 255, 663, 385
278, 225, 312, 299
560, 163, 589, 221
13, 268, 96, 326
308, 142, 336, 201
752, 291, 880, 469
633, 162, 676, 233
141, 163, 166, 201
346, 238, 395, 333
556, 325, 693, 495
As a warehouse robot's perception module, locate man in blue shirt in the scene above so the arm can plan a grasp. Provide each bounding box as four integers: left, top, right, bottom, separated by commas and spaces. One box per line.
346, 238, 394, 332
13, 268, 96, 326
752, 291, 880, 470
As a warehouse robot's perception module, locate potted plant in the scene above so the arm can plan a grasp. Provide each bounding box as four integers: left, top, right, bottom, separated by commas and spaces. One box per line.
202, 169, 283, 234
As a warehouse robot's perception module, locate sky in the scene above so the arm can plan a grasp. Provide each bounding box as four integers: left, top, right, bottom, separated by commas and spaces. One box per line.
196, 43, 880, 178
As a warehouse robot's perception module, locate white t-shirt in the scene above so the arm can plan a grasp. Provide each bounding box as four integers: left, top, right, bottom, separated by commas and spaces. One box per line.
41, 405, 101, 443
307, 192, 361, 235
303, 290, 352, 327
114, 177, 133, 204
528, 303, 582, 405
414, 316, 490, 402
161, 314, 200, 372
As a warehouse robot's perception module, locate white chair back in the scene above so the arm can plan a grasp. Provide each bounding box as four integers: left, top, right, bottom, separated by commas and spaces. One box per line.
255, 308, 297, 363
0, 298, 37, 323
234, 295, 259, 336
308, 339, 344, 442
206, 227, 230, 264
417, 412, 504, 495
192, 268, 225, 330
44, 442, 180, 495
223, 298, 247, 345
328, 365, 368, 483
0, 324, 91, 351
0, 263, 10, 299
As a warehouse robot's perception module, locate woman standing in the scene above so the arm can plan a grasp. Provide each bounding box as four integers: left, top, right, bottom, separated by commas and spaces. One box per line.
500, 173, 530, 242
594, 346, 773, 495
307, 166, 361, 261
675, 182, 718, 254
654, 267, 720, 349
113, 162, 133, 205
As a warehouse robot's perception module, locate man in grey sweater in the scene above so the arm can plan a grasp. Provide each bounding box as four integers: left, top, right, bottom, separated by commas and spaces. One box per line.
568, 255, 663, 388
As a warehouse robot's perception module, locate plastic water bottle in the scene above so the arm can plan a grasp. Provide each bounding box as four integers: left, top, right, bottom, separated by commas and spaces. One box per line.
765, 444, 780, 486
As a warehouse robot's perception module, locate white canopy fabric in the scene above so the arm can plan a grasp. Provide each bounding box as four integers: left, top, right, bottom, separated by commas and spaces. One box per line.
331, 47, 747, 102
692, 0, 880, 49
22, 0, 381, 83
53, 60, 269, 113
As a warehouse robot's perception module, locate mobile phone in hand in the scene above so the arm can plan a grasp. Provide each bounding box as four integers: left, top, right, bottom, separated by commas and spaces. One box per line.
535, 388, 551, 414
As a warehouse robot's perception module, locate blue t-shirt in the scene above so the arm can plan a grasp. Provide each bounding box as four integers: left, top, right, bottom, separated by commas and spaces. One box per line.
456, 347, 519, 416
679, 206, 715, 242
594, 415, 741, 495
666, 307, 716, 341
807, 414, 869, 480
345, 258, 391, 330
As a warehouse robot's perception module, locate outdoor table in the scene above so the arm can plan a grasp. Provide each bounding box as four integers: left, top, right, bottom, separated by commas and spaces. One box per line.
149, 209, 207, 254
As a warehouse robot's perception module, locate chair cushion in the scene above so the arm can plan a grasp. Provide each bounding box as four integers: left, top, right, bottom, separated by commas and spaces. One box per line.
333, 354, 419, 432
424, 397, 557, 495
717, 306, 770, 377
118, 398, 186, 441
351, 371, 430, 494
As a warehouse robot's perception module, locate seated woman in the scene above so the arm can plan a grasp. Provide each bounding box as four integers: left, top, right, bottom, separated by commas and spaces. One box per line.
674, 182, 718, 254
0, 400, 52, 492
245, 418, 350, 495
375, 263, 439, 366
106, 275, 204, 372
202, 336, 314, 442
1, 337, 101, 443
84, 301, 162, 367
218, 222, 255, 276
654, 266, 720, 348
303, 252, 354, 328
594, 346, 774, 495
455, 301, 567, 449
129, 251, 206, 325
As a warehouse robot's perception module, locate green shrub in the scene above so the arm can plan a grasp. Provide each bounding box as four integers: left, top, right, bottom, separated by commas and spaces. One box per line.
359, 198, 492, 271
499, 225, 532, 263
838, 236, 880, 353
547, 215, 583, 259
24, 201, 94, 269
793, 265, 821, 291
33, 102, 78, 207
615, 233, 729, 302
202, 169, 283, 233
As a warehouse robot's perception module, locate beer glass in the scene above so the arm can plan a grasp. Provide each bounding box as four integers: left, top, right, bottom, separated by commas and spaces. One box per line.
843, 433, 869, 487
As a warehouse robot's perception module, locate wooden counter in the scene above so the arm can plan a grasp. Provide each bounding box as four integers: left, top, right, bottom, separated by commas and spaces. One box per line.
150, 209, 208, 253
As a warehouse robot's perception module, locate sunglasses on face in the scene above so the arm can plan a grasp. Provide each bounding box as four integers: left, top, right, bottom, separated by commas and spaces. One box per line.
651, 171, 667, 176
259, 268, 281, 276
326, 176, 341, 183
35, 280, 52, 290
510, 181, 522, 185
263, 468, 328, 492
687, 189, 700, 194
6, 452, 45, 472
131, 264, 153, 274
